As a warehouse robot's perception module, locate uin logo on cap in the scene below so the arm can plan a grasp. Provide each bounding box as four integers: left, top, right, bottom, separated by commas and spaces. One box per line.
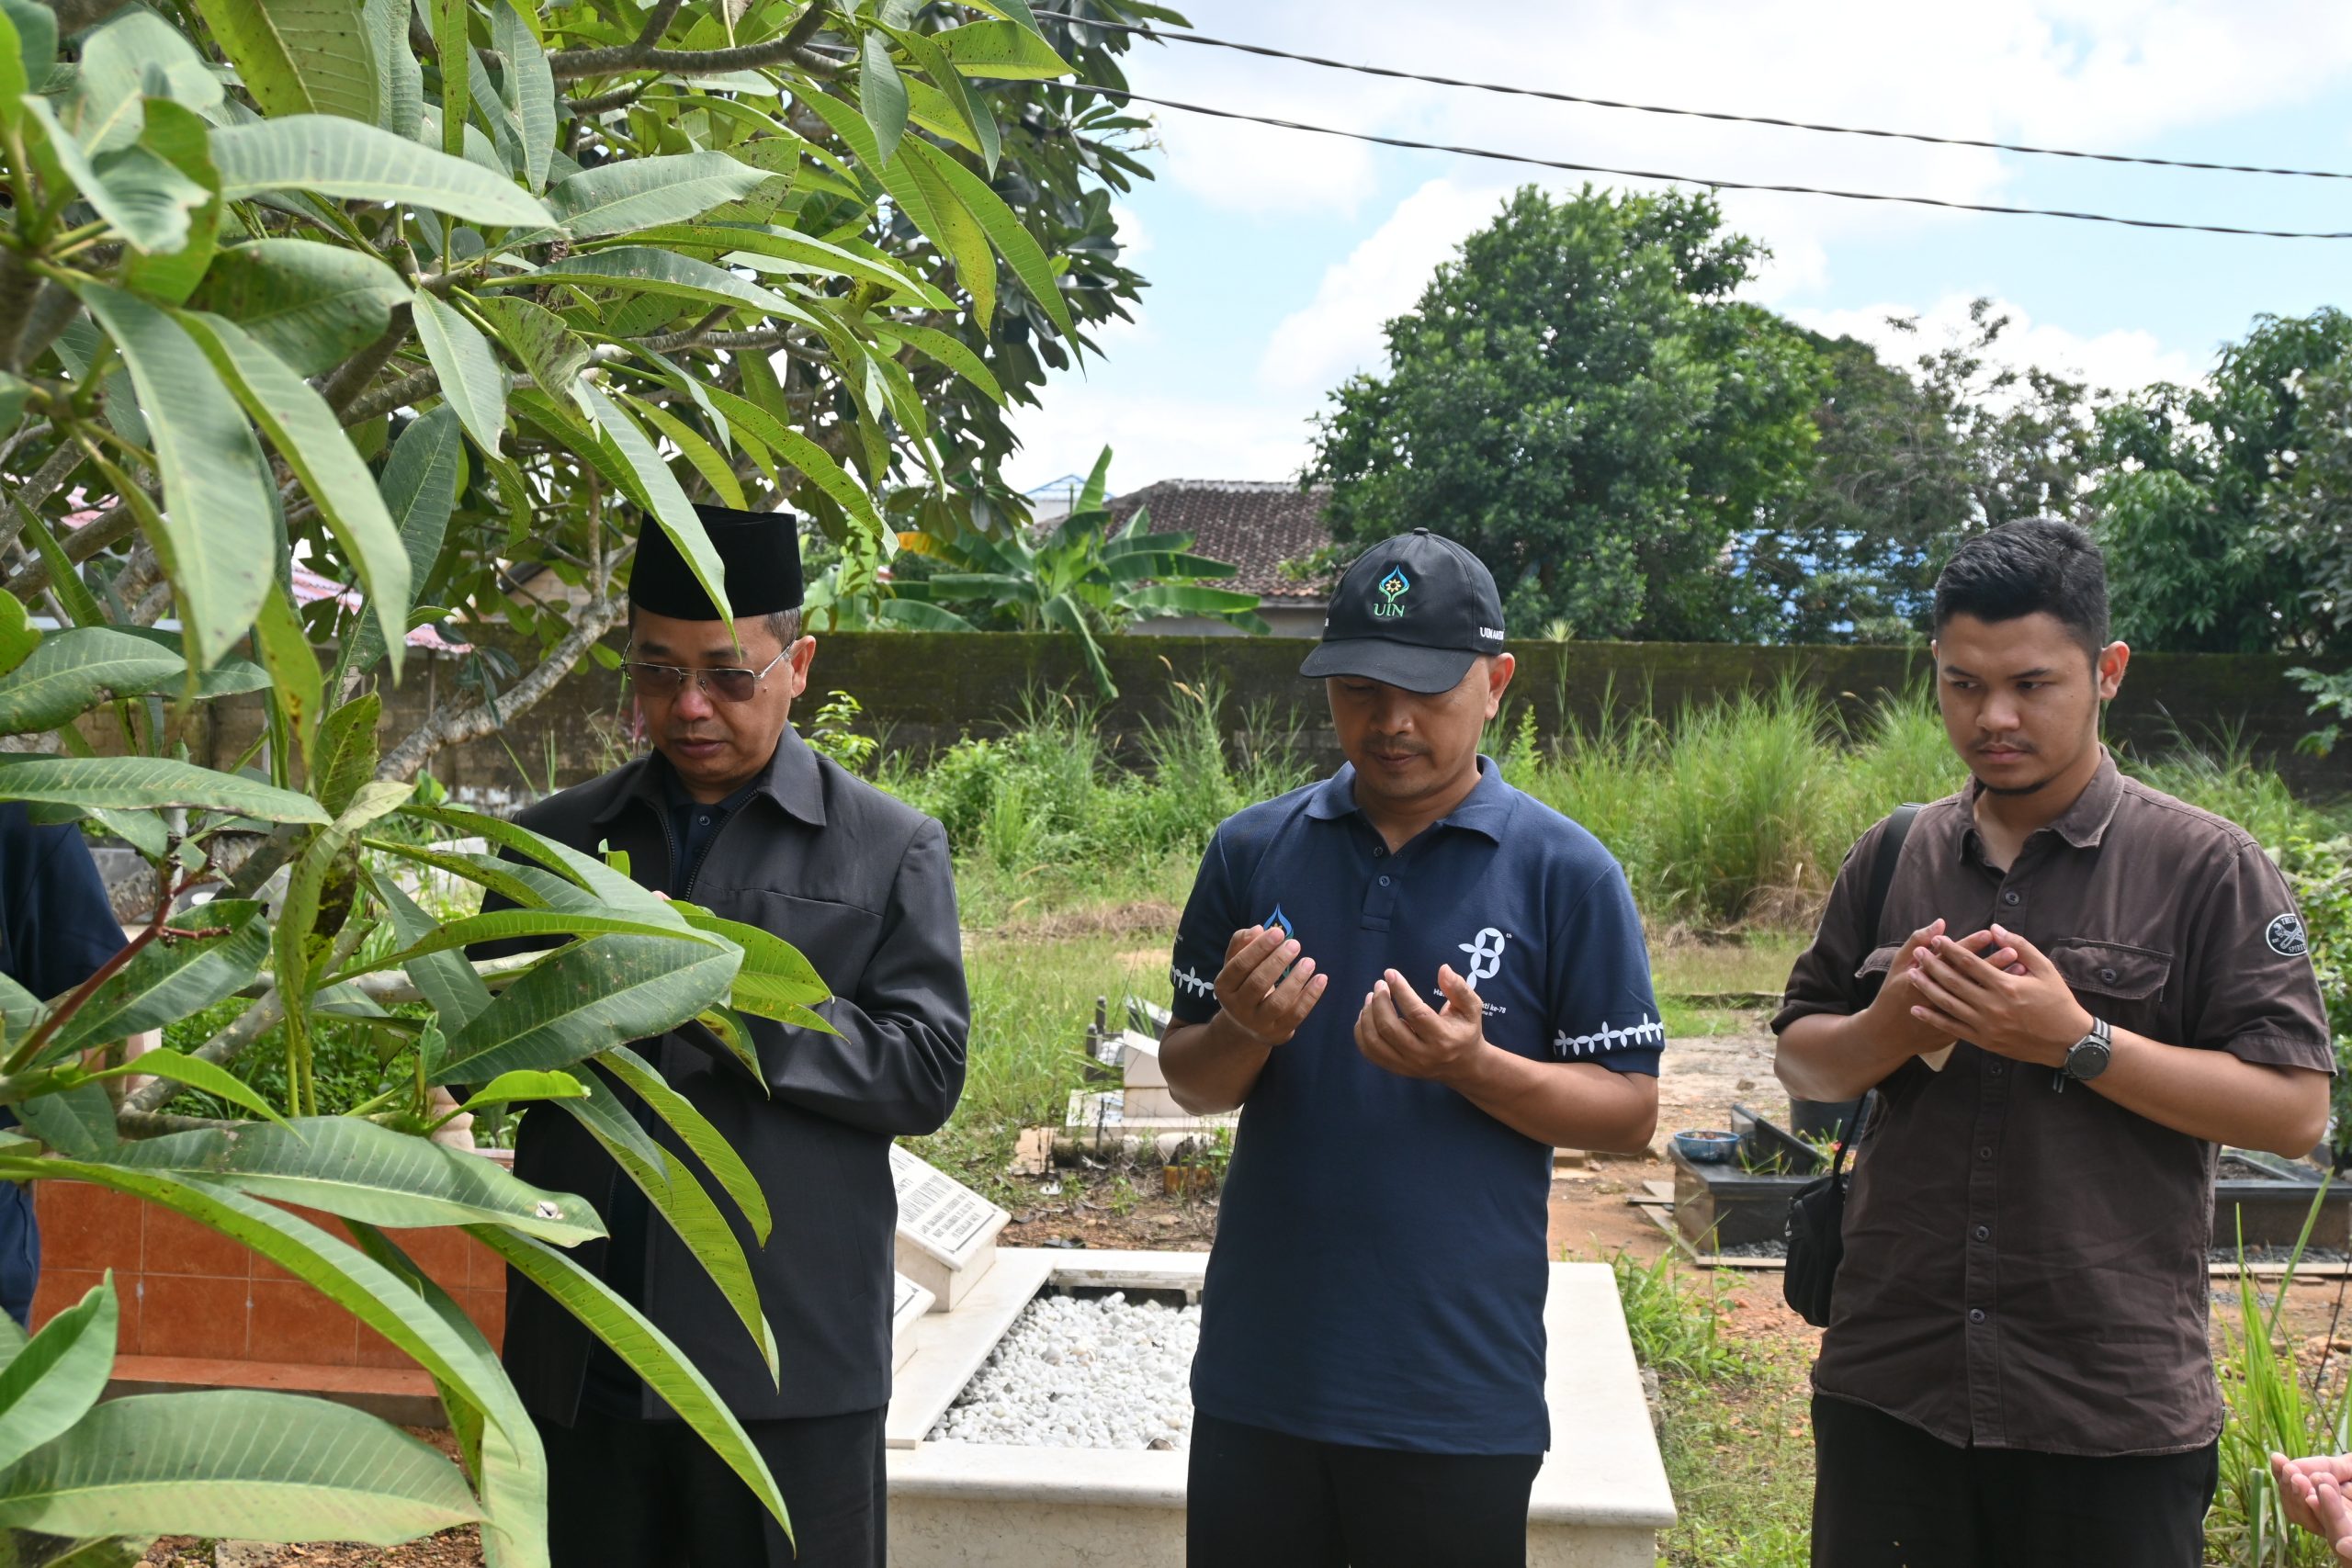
1372, 567, 1410, 620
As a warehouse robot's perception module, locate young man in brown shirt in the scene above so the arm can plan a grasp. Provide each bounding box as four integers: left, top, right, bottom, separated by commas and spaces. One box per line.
1774, 518, 2335, 1568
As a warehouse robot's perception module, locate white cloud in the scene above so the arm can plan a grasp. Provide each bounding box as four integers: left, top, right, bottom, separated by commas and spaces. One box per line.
1256, 178, 1510, 392
1004, 383, 1316, 494
1791, 293, 2200, 396
1135, 0, 2352, 264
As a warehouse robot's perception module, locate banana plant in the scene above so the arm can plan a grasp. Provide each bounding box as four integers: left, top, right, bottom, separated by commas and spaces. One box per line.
878, 446, 1267, 695
0, 0, 1167, 1557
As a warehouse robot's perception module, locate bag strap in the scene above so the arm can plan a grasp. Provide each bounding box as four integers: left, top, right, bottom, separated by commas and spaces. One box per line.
1834, 803, 1923, 1163
1860, 803, 1923, 960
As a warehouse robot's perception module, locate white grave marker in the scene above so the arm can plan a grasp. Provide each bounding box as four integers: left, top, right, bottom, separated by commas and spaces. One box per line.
891, 1144, 1007, 1311
891, 1272, 934, 1371
1116, 1030, 1182, 1118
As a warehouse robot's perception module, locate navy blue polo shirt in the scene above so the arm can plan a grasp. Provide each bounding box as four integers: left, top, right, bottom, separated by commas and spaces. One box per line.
0, 804, 120, 1007
1169, 759, 1661, 1455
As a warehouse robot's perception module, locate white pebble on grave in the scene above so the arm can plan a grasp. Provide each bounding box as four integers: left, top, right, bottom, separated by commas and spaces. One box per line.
927, 1292, 1203, 1450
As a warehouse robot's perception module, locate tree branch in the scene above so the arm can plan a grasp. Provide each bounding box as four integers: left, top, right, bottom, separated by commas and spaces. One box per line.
376, 591, 626, 783
0, 440, 96, 560
322, 311, 415, 419
48, 0, 136, 31
550, 0, 834, 81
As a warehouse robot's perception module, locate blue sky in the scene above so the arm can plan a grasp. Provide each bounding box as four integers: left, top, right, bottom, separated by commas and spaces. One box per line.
1002, 0, 2352, 493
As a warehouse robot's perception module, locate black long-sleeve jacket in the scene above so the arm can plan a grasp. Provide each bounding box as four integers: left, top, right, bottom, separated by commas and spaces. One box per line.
480, 724, 968, 1424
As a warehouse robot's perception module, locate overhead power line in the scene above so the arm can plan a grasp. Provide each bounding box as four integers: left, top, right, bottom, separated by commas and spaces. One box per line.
1037, 9, 2352, 183
1078, 85, 2352, 241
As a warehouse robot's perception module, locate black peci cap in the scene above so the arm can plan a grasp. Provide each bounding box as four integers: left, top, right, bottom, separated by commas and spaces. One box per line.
1298, 528, 1506, 694
628, 504, 806, 619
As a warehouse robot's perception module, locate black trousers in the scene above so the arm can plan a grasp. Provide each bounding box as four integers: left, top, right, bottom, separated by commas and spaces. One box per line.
1811, 1394, 2218, 1568
541, 1404, 886, 1567
1186, 1412, 1543, 1568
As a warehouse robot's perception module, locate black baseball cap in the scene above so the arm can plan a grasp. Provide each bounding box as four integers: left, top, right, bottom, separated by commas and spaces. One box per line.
1299, 528, 1506, 694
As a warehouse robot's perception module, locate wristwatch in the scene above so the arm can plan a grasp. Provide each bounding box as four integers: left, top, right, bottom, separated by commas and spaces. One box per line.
2060, 1015, 2113, 1089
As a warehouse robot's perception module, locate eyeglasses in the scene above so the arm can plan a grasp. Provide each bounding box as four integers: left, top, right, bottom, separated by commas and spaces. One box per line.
623, 649, 788, 705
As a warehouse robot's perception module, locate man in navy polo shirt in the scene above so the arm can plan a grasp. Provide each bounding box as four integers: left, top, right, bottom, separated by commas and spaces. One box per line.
0, 804, 126, 1326
1160, 529, 1663, 1567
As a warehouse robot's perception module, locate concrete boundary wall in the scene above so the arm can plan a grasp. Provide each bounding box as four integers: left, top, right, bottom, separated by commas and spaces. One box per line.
194, 633, 2352, 804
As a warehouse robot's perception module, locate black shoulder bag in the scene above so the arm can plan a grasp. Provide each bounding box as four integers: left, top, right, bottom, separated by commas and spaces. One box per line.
1782, 803, 1920, 1328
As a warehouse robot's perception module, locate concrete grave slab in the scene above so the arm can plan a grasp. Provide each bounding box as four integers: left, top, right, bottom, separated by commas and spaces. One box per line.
885, 1255, 1674, 1567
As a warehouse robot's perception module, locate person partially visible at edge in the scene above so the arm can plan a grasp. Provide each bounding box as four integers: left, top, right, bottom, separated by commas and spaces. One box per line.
2273, 1452, 2352, 1562
0, 805, 126, 1328
1772, 517, 2334, 1568
1157, 529, 1662, 1568
473, 505, 968, 1568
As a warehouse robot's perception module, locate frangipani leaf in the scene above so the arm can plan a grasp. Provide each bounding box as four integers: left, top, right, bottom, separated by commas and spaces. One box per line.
456, 1070, 585, 1113
92, 1119, 604, 1245
429, 934, 739, 1086
41, 902, 269, 1059
0, 1277, 116, 1476
209, 117, 550, 225
547, 152, 769, 239
0, 1389, 481, 1544
187, 0, 378, 123
68, 283, 277, 669
412, 292, 506, 456
0, 629, 185, 735
600, 1044, 771, 1243
474, 1227, 790, 1538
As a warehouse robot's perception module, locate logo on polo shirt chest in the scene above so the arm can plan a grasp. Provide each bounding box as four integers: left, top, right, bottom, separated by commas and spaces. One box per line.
1371, 567, 1411, 620
1458, 927, 1510, 988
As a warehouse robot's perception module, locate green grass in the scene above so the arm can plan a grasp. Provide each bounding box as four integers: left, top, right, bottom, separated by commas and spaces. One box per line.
903, 932, 1173, 1203
1601, 1250, 1814, 1568
1652, 932, 1810, 998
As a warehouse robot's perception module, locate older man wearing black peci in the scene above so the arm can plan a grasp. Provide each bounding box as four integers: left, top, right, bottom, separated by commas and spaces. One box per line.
478, 504, 968, 1568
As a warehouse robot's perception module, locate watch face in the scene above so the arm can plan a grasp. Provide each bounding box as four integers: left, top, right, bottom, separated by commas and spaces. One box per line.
2068, 1037, 2113, 1080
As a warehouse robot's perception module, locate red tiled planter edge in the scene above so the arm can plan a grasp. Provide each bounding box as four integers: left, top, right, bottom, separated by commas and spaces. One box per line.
31, 1172, 511, 1425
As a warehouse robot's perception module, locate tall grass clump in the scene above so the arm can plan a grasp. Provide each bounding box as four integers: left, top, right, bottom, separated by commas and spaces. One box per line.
2211, 1196, 2352, 1568
1610, 1249, 1744, 1382
2129, 723, 2345, 848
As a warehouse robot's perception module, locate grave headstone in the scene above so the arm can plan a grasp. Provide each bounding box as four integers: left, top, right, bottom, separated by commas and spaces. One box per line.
892, 1272, 935, 1371
891, 1145, 1008, 1312
1115, 1030, 1182, 1118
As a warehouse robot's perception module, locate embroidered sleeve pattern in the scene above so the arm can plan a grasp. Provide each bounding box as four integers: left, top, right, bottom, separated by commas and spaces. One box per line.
1552, 1014, 1667, 1059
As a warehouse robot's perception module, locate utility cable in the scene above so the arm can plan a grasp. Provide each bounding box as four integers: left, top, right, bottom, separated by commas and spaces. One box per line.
1036, 9, 2352, 183
1078, 85, 2352, 240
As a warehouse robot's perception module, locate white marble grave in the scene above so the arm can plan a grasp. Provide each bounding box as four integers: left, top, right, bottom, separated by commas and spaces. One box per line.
892, 1272, 935, 1372
885, 1255, 1674, 1567
891, 1144, 1009, 1312
1114, 1029, 1184, 1120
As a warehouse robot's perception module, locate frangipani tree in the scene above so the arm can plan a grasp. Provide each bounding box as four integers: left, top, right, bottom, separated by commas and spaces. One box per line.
0, 0, 1160, 1558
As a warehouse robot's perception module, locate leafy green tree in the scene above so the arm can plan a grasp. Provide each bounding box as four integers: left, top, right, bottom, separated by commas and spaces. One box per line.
1746, 302, 2095, 644
1305, 184, 1830, 640
0, 0, 1126, 1555
2094, 309, 2352, 655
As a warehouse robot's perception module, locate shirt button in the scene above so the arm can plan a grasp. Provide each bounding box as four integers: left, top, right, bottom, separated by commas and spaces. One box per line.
2099, 966, 2117, 984
1969, 1308, 1986, 1324
1987, 1062, 2004, 1076
2002, 890, 2020, 906
698, 814, 711, 826
1378, 875, 1392, 887
1373, 847, 1386, 858
1979, 1146, 1993, 1160
1973, 1225, 1990, 1241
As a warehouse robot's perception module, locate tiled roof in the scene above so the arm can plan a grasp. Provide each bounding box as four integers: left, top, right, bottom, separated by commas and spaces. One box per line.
1102, 480, 1333, 602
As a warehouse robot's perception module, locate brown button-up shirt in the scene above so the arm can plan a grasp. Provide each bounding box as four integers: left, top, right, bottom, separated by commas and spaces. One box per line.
1775, 752, 2334, 1457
